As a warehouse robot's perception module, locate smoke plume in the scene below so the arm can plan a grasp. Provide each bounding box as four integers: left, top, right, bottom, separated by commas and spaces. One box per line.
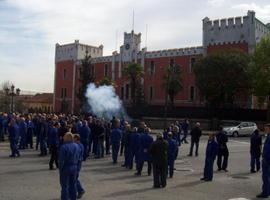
85, 83, 128, 120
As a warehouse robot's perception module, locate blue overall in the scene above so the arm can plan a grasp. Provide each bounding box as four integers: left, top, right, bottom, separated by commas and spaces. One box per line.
110, 128, 122, 163
76, 142, 85, 194
59, 141, 80, 200
262, 135, 270, 196
168, 138, 178, 178
8, 123, 20, 157
79, 124, 90, 161
203, 138, 218, 181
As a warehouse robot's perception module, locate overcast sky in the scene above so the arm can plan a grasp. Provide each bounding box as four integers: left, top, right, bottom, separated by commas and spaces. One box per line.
0, 0, 269, 93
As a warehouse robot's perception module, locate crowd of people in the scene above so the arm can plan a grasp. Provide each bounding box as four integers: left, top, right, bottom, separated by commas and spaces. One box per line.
1, 112, 270, 199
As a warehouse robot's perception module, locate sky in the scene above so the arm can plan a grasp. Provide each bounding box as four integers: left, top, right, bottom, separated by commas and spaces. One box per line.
0, 0, 269, 93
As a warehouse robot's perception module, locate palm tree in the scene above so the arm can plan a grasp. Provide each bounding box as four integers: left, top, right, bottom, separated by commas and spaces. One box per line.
163, 64, 183, 128
123, 63, 144, 106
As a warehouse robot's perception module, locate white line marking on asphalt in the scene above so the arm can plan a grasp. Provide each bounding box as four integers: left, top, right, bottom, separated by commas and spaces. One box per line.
230, 140, 250, 145
228, 198, 250, 200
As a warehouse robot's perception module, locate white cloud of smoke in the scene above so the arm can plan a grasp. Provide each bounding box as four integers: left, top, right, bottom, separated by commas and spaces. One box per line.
85, 83, 128, 120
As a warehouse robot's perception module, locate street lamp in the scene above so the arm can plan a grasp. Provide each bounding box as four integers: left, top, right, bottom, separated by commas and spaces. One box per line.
5, 84, 20, 113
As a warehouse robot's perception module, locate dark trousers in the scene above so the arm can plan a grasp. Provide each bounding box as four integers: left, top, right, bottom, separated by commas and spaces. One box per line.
81, 141, 88, 161
96, 139, 104, 158
129, 150, 139, 170
26, 130, 33, 148
251, 153, 261, 171
40, 138, 47, 155
120, 142, 124, 156
36, 134, 40, 150
168, 157, 175, 178
49, 145, 59, 169
60, 169, 78, 200
19, 134, 26, 149
93, 137, 98, 155
137, 160, 152, 175
217, 148, 229, 170
87, 135, 93, 156
10, 139, 20, 156
189, 139, 199, 156
262, 160, 270, 196
105, 136, 110, 154
112, 142, 120, 163
0, 128, 4, 141
203, 158, 215, 180
181, 130, 188, 143
76, 169, 84, 194
153, 163, 167, 188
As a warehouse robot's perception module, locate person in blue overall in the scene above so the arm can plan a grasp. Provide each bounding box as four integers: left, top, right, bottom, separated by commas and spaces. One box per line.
26, 115, 35, 149
59, 132, 80, 200
135, 127, 154, 176
48, 122, 60, 170
8, 118, 20, 157
39, 116, 48, 156
73, 134, 85, 199
18, 117, 27, 149
167, 132, 179, 178
250, 129, 262, 173
79, 120, 90, 161
110, 119, 122, 164
181, 119, 189, 144
201, 133, 218, 181
129, 127, 141, 170
0, 112, 4, 141
257, 124, 270, 198
216, 127, 229, 172
122, 123, 132, 168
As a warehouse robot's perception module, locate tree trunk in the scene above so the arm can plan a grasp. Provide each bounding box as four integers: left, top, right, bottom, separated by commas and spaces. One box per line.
267, 96, 270, 122
163, 92, 168, 130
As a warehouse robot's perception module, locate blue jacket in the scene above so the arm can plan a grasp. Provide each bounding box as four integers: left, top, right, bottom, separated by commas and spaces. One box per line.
205, 139, 218, 160
110, 128, 122, 144
263, 135, 270, 163
8, 123, 19, 140
168, 138, 178, 160
19, 121, 27, 137
59, 141, 80, 172
139, 133, 154, 161
48, 127, 59, 146
130, 132, 141, 151
79, 125, 91, 143
76, 142, 84, 171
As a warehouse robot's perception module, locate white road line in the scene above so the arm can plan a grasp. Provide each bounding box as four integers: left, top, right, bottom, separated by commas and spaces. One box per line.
228, 198, 250, 200
230, 140, 250, 145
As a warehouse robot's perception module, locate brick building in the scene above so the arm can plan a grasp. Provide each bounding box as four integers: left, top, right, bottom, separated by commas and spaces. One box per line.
54, 11, 270, 114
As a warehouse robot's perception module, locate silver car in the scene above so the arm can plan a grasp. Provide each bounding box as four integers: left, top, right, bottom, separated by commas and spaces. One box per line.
223, 122, 258, 137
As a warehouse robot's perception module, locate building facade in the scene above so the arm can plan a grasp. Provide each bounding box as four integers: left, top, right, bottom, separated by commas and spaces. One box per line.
54, 11, 270, 114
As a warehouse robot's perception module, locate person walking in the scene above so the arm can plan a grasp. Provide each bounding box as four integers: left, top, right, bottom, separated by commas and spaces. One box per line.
149, 133, 168, 188
188, 122, 202, 157
250, 129, 262, 173
216, 127, 229, 172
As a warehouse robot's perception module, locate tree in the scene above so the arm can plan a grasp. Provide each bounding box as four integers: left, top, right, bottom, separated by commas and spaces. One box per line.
0, 81, 12, 112
162, 64, 183, 128
99, 77, 114, 86
77, 52, 95, 111
249, 33, 270, 119
163, 65, 183, 106
123, 63, 144, 106
193, 49, 251, 108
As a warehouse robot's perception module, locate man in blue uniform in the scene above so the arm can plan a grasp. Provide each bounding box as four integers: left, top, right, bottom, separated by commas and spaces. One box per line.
257, 124, 270, 198
135, 128, 154, 176
74, 134, 85, 199
181, 119, 189, 144
39, 116, 48, 156
79, 120, 90, 161
167, 132, 178, 178
59, 132, 80, 200
110, 119, 122, 164
8, 118, 20, 157
18, 117, 27, 149
201, 133, 218, 181
129, 127, 141, 170
250, 129, 262, 173
48, 122, 60, 170
188, 122, 202, 157
26, 116, 34, 149
216, 127, 229, 172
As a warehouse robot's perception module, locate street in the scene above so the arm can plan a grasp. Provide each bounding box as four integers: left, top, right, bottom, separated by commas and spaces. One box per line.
0, 136, 263, 200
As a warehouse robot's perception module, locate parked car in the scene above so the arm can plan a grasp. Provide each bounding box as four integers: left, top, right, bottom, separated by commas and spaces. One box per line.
223, 122, 258, 137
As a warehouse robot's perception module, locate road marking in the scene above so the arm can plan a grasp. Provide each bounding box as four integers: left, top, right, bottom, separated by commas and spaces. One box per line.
230, 140, 250, 145
228, 198, 250, 200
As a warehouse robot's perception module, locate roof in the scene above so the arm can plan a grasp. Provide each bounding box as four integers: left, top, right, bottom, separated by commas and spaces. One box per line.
22, 93, 53, 104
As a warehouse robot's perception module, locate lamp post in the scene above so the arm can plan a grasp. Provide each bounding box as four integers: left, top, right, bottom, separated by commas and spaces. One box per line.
5, 85, 20, 113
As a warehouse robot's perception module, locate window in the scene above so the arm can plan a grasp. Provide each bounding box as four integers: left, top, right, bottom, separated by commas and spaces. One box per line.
190, 57, 196, 73
104, 64, 109, 77
169, 58, 175, 67
121, 87, 124, 99
61, 88, 67, 98
190, 86, 195, 102
149, 86, 154, 100
63, 69, 67, 80
149, 61, 155, 75
125, 84, 129, 100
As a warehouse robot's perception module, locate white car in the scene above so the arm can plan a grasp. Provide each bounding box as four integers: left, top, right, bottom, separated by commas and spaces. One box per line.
223, 122, 258, 137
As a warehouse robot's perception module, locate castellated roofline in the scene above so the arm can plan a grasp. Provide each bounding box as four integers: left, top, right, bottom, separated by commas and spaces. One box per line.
207, 40, 247, 46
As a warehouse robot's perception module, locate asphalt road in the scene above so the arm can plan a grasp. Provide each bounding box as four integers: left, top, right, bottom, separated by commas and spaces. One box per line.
0, 136, 265, 200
